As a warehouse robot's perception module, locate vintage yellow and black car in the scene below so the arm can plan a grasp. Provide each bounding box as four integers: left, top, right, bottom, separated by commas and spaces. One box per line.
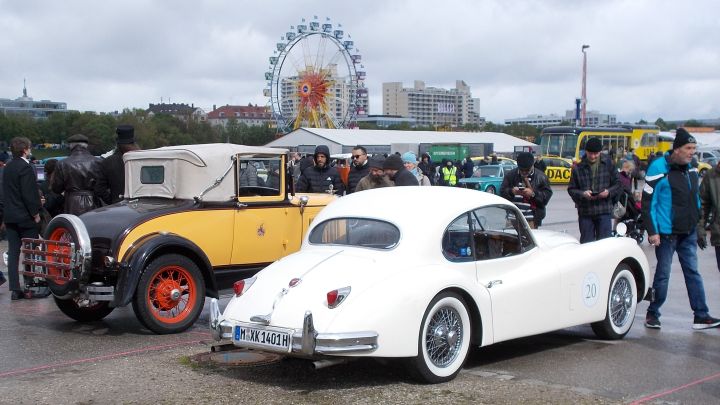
541, 156, 573, 184
22, 144, 335, 334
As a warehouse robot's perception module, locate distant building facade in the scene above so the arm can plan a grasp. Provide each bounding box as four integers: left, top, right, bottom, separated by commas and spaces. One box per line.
207, 104, 273, 128
504, 110, 617, 128
355, 114, 416, 128
382, 80, 482, 127
0, 83, 71, 120
505, 114, 566, 128
147, 103, 207, 123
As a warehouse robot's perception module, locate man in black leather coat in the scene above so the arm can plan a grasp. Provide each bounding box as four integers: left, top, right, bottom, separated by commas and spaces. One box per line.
51, 134, 103, 216
95, 125, 139, 205
500, 152, 553, 228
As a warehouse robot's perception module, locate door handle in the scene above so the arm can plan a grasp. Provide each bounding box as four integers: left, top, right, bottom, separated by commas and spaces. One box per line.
486, 280, 503, 288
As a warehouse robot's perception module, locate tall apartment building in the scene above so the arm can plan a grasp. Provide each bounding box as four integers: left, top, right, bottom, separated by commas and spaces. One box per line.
382, 80, 482, 127
0, 83, 71, 119
279, 64, 368, 128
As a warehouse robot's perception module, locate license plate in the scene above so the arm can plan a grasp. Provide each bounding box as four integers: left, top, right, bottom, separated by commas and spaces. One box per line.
233, 324, 292, 352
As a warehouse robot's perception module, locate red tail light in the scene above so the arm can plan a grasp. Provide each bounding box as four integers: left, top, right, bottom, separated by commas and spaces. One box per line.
327, 286, 351, 309
233, 276, 257, 297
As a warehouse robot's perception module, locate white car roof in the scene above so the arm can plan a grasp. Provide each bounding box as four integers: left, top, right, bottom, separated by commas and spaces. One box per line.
311, 187, 516, 238
123, 143, 288, 200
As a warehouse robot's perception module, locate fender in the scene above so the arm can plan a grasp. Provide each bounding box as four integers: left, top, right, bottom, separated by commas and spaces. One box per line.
111, 232, 218, 307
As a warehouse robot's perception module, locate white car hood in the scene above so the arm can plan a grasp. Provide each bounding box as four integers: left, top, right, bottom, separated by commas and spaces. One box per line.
223, 247, 402, 330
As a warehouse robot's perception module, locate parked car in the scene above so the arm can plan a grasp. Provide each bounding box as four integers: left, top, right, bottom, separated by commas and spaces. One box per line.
457, 164, 510, 194
22, 144, 336, 334
210, 187, 651, 383
541, 156, 573, 184
472, 156, 517, 167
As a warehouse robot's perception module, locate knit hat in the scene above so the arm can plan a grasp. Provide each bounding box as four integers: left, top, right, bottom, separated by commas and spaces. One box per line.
516, 152, 534, 169
368, 155, 385, 169
383, 154, 404, 170
673, 128, 696, 150
401, 151, 417, 164
585, 137, 602, 153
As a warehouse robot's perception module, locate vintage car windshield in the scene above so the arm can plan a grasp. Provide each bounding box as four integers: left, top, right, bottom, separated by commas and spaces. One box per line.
309, 218, 400, 249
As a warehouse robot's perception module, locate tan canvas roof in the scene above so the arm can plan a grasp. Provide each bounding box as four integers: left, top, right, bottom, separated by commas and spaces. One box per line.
123, 143, 288, 200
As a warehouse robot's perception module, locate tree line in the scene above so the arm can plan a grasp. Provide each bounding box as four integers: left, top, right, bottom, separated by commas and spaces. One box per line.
0, 109, 277, 156
1, 109, 714, 157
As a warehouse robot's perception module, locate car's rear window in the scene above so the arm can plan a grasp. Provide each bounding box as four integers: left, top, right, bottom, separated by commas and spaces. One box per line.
140, 166, 165, 184
309, 218, 400, 249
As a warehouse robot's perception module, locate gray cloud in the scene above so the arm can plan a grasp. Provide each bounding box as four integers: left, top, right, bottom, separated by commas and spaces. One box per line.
1, 0, 718, 123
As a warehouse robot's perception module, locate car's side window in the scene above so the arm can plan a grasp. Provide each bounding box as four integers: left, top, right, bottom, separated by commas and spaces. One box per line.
442, 213, 474, 262
470, 206, 528, 260
237, 157, 283, 197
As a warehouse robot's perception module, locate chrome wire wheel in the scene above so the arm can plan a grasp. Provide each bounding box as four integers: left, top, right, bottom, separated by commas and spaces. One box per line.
410, 292, 471, 383
591, 265, 637, 340
610, 275, 633, 328
425, 307, 463, 368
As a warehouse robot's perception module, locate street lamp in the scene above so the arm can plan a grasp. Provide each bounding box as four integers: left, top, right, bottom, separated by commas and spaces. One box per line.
581, 44, 590, 127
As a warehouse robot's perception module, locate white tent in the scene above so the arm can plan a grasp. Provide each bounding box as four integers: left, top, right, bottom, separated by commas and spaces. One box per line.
265, 127, 536, 155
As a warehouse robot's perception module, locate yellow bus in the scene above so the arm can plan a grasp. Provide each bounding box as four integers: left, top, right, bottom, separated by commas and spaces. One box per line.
538, 125, 661, 165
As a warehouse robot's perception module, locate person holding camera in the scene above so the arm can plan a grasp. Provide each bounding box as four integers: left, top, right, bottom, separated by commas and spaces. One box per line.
567, 138, 621, 243
500, 152, 552, 228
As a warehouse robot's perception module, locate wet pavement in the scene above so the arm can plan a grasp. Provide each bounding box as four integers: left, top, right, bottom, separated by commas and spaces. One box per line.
0, 185, 718, 404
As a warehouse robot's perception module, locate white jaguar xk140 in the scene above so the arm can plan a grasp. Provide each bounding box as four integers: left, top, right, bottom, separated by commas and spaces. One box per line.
210, 187, 651, 383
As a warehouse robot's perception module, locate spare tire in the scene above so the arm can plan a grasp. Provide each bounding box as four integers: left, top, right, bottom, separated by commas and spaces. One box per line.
43, 215, 86, 296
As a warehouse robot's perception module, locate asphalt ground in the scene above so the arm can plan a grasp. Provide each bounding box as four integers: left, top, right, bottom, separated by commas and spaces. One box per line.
0, 184, 718, 404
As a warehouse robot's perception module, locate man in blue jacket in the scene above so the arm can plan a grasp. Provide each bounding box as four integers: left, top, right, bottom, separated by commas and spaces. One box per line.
642, 128, 720, 330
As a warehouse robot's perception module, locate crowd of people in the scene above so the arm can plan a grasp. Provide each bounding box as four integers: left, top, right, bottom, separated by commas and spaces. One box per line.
0, 126, 139, 300
2, 130, 719, 331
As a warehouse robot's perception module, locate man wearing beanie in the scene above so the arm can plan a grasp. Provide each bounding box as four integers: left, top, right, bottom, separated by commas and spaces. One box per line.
642, 127, 720, 330
355, 155, 393, 192
500, 152, 553, 228
383, 154, 419, 186
568, 137, 621, 243
95, 125, 140, 205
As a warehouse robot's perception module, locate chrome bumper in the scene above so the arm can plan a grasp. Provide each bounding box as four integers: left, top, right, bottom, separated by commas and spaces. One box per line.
209, 298, 378, 355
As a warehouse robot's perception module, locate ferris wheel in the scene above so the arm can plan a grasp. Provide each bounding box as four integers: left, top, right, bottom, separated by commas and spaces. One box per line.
264, 16, 367, 133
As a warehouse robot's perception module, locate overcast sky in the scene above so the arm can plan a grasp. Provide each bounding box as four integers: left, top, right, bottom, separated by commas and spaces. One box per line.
2, 0, 719, 124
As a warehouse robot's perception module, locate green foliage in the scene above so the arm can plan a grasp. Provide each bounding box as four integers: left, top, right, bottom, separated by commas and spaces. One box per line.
684, 119, 704, 127
654, 118, 668, 130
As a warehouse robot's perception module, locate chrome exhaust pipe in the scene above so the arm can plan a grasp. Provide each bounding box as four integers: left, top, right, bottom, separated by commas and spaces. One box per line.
313, 358, 347, 369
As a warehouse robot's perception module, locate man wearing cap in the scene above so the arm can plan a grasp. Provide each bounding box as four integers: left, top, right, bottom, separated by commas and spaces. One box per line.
355, 155, 393, 192
295, 145, 344, 195
500, 152, 553, 228
346, 145, 370, 195
383, 154, 419, 186
567, 137, 621, 243
52, 134, 103, 216
642, 127, 720, 330
95, 125, 140, 205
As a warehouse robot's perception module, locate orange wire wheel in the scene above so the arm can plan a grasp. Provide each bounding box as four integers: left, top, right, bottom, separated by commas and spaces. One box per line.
266, 16, 366, 133
146, 264, 196, 324
133, 254, 205, 334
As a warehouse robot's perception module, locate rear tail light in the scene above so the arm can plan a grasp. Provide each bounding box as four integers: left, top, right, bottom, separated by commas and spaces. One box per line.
233, 276, 257, 297
327, 286, 351, 309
